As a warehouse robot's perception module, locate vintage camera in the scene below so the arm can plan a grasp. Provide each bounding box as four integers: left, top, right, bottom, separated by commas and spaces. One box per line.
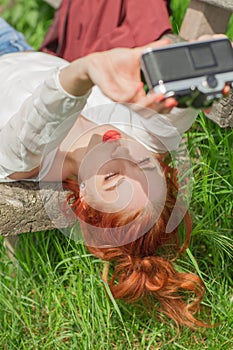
141, 38, 233, 108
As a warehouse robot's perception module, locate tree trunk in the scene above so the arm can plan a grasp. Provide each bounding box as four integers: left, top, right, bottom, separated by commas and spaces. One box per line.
0, 181, 70, 236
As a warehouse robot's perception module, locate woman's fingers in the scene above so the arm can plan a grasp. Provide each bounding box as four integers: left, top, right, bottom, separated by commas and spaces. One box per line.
222, 84, 231, 96
136, 38, 172, 55
197, 34, 227, 41
128, 93, 178, 117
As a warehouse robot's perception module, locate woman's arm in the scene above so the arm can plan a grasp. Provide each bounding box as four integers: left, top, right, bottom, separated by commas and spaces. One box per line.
0, 61, 90, 180
1, 41, 177, 181
59, 39, 177, 108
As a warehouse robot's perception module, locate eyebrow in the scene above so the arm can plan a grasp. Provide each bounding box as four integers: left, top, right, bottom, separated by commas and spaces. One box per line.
137, 157, 151, 164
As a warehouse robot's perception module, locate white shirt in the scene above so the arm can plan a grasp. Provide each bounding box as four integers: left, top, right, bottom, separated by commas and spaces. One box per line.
0, 51, 197, 181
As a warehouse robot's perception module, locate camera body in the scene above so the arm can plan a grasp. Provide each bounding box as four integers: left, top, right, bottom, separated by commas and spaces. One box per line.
141, 38, 233, 108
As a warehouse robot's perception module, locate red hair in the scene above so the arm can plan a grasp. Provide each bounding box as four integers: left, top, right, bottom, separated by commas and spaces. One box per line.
63, 160, 207, 328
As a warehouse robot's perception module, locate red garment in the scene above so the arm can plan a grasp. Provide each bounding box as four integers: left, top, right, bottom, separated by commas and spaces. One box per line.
40, 0, 172, 62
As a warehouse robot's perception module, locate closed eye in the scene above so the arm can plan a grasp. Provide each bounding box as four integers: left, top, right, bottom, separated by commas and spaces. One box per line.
104, 172, 120, 181
103, 175, 125, 191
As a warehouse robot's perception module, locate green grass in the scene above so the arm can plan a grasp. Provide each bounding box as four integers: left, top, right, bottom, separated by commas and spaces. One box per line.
1, 0, 233, 349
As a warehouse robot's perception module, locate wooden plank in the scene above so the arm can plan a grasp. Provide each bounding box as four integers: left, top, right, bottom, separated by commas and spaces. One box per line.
207, 93, 233, 127
0, 182, 70, 236
199, 0, 233, 11
180, 0, 232, 39
180, 0, 233, 128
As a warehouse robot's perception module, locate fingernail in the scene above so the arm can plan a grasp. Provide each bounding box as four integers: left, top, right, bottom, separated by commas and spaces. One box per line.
164, 99, 178, 108
136, 82, 144, 93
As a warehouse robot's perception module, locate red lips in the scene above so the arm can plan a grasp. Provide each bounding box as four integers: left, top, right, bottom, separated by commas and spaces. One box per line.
102, 130, 122, 143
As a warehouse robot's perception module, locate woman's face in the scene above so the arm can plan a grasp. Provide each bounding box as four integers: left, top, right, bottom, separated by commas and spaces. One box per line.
77, 130, 167, 215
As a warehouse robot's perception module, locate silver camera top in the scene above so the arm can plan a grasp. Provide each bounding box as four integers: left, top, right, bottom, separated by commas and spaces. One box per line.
141, 38, 233, 108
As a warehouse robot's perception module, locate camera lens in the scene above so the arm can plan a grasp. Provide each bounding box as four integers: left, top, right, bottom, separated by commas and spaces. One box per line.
206, 75, 218, 88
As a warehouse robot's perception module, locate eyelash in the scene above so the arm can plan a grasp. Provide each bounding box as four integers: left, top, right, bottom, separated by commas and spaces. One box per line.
104, 172, 119, 181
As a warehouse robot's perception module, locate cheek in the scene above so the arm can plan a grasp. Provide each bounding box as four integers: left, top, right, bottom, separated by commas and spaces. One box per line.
84, 177, 142, 213
126, 180, 149, 210
83, 177, 105, 209
82, 176, 122, 213
145, 172, 167, 219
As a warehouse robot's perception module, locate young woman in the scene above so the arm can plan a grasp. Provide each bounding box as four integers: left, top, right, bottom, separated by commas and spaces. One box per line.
0, 18, 229, 327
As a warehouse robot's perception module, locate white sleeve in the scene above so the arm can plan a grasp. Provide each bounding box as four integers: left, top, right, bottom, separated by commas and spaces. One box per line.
0, 69, 90, 176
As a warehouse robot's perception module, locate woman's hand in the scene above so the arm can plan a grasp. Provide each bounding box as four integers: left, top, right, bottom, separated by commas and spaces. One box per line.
59, 39, 178, 113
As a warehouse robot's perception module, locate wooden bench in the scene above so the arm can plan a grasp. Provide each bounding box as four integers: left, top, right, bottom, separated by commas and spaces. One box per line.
1, 0, 233, 237
180, 0, 233, 39
180, 0, 233, 128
